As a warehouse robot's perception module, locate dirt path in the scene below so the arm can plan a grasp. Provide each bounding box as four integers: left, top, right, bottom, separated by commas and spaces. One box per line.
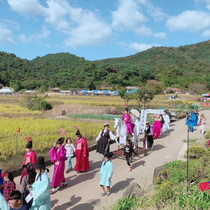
14, 110, 209, 210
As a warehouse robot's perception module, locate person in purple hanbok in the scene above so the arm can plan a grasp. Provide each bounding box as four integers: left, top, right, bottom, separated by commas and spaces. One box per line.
152, 115, 162, 139
122, 107, 135, 134
49, 137, 67, 194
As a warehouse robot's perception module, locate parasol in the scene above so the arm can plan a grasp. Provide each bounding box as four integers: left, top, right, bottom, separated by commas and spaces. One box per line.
130, 109, 140, 118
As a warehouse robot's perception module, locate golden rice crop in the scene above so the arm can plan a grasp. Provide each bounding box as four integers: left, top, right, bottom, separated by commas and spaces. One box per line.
0, 117, 109, 159
0, 104, 41, 115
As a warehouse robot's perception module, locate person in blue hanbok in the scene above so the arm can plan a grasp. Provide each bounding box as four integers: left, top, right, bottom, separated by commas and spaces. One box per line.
0, 192, 9, 210
99, 152, 114, 196
29, 157, 50, 210
185, 111, 197, 132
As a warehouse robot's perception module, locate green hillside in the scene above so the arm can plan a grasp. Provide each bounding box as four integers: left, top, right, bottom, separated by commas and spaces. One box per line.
1, 40, 210, 91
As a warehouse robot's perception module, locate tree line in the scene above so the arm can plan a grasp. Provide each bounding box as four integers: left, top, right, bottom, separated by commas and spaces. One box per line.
1, 40, 210, 93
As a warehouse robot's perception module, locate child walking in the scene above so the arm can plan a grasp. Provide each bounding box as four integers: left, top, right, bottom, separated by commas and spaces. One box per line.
65, 138, 75, 173
1, 171, 16, 201
124, 139, 137, 172
99, 152, 114, 196
20, 138, 37, 184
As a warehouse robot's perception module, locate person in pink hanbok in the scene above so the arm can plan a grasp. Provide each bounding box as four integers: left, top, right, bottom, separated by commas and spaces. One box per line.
20, 138, 37, 184
49, 137, 67, 194
74, 130, 90, 173
152, 115, 162, 139
122, 107, 135, 134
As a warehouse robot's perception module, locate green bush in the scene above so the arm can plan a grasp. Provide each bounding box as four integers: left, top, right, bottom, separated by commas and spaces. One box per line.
112, 196, 139, 210
153, 181, 175, 205
187, 146, 206, 159
178, 187, 210, 209
24, 94, 52, 111
154, 169, 171, 188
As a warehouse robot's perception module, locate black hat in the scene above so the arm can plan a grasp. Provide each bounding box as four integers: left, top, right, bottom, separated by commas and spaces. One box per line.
104, 152, 113, 159
56, 137, 64, 145
36, 156, 46, 170
125, 107, 129, 112
26, 141, 32, 149
76, 129, 81, 136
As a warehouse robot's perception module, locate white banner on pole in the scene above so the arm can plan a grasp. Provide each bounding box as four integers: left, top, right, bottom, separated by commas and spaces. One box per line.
140, 109, 147, 131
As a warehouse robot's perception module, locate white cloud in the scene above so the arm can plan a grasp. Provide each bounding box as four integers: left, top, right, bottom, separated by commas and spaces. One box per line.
112, 0, 148, 31
0, 24, 14, 44
137, 0, 167, 22
45, 0, 70, 31
134, 25, 153, 36
45, 0, 112, 48
7, 0, 113, 48
7, 0, 46, 15
4, 19, 19, 30
19, 27, 50, 43
166, 10, 210, 32
202, 29, 210, 36
128, 42, 153, 52
154, 32, 167, 39
64, 12, 112, 48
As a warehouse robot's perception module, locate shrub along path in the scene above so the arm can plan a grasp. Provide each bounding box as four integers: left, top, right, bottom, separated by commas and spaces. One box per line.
14, 110, 210, 210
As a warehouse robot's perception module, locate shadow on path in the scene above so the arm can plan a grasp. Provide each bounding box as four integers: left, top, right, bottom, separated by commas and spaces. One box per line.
153, 144, 165, 151
111, 177, 134, 193
132, 160, 146, 169
68, 169, 99, 187
70, 199, 100, 210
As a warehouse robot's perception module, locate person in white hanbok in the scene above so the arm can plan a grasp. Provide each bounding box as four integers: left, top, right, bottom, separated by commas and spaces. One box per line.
162, 111, 170, 133
29, 157, 51, 210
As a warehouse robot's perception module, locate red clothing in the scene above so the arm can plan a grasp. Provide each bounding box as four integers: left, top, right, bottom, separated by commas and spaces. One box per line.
2, 181, 16, 201
49, 145, 66, 187
23, 150, 37, 165
20, 150, 37, 184
74, 137, 90, 172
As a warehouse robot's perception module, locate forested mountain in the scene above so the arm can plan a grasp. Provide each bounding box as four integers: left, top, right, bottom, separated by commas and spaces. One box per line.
1, 40, 210, 91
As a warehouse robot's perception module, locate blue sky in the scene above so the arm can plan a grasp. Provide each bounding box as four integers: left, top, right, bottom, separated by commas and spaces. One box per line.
1, 0, 210, 61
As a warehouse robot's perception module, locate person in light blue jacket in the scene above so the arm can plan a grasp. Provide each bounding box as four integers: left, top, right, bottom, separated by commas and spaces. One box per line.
29, 157, 50, 210
99, 152, 114, 196
0, 192, 9, 210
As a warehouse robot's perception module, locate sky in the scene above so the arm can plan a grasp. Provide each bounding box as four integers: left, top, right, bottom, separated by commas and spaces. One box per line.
1, 0, 210, 61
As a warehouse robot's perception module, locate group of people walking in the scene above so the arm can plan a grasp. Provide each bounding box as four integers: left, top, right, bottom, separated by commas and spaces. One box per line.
2, 107, 206, 209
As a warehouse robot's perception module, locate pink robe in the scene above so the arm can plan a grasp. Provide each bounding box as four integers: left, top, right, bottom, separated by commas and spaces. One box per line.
152, 120, 161, 139
74, 137, 90, 172
122, 114, 135, 134
49, 145, 66, 187
20, 150, 37, 184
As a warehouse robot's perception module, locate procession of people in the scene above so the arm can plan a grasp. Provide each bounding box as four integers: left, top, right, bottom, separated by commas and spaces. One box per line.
2, 107, 203, 210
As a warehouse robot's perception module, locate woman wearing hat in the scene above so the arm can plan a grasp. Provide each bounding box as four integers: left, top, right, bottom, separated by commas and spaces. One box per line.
96, 123, 116, 160
74, 130, 90, 173
29, 156, 51, 210
122, 107, 135, 135
49, 137, 67, 194
20, 138, 37, 184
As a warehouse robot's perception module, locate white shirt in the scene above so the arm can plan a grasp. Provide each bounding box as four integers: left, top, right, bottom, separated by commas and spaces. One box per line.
163, 114, 170, 124
96, 129, 116, 141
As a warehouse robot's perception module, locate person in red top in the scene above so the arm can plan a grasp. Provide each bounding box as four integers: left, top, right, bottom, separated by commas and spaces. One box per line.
20, 139, 37, 184
0, 171, 16, 201
74, 129, 90, 173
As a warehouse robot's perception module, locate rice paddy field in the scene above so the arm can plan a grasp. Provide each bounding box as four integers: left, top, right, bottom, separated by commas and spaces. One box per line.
0, 93, 200, 164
